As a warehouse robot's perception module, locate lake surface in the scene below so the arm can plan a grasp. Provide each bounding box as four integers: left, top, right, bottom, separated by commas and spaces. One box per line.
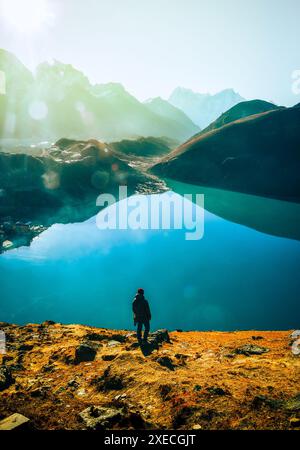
1, 188, 300, 331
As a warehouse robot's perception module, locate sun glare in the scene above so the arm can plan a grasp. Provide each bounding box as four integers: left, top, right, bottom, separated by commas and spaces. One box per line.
0, 0, 53, 34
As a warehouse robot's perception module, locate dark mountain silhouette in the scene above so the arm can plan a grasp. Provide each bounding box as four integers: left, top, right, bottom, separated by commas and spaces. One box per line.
151, 104, 300, 202
195, 99, 282, 137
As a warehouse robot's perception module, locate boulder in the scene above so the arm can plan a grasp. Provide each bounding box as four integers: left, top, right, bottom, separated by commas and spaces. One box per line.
251, 395, 283, 410
110, 333, 127, 343
79, 405, 148, 430
0, 365, 14, 391
233, 344, 269, 356
18, 343, 34, 351
174, 353, 188, 361
91, 368, 124, 391
289, 417, 300, 428
74, 343, 97, 364
30, 387, 49, 398
284, 393, 300, 411
43, 320, 56, 326
79, 406, 124, 430
85, 332, 110, 342
207, 386, 229, 396
102, 354, 117, 361
151, 329, 170, 344
67, 379, 79, 389
0, 413, 30, 431
42, 364, 56, 373
156, 356, 175, 371
139, 329, 171, 353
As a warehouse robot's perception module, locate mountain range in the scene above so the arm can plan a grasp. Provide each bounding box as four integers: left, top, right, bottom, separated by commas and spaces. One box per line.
2, 46, 300, 241
1, 48, 255, 144
1, 97, 300, 252
169, 87, 245, 129
0, 49, 200, 143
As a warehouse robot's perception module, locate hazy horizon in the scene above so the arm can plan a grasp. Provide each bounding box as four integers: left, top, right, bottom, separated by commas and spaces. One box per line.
1, 0, 300, 106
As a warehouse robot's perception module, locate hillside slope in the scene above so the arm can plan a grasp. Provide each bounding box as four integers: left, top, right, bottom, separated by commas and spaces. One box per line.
144, 97, 200, 137
196, 99, 282, 136
109, 136, 173, 157
152, 105, 300, 202
0, 322, 299, 430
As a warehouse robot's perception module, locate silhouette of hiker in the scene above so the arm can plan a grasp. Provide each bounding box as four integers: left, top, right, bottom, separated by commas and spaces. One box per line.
132, 288, 151, 343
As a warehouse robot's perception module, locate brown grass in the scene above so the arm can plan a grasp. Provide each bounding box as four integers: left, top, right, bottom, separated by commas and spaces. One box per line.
0, 323, 299, 430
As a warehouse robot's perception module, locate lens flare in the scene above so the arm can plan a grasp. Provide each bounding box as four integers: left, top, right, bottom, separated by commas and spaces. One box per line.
29, 100, 48, 120
0, 0, 53, 33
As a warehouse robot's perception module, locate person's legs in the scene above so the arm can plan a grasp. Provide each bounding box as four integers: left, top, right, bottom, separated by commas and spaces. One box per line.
136, 322, 142, 341
143, 321, 150, 341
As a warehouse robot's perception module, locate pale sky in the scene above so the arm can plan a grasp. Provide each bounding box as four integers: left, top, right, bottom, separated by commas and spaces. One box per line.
1, 0, 300, 105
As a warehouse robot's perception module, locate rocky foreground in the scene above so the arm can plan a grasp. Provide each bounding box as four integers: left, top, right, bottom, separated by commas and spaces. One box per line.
0, 322, 299, 430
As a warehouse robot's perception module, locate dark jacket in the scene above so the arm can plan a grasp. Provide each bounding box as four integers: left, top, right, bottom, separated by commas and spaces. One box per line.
132, 294, 151, 322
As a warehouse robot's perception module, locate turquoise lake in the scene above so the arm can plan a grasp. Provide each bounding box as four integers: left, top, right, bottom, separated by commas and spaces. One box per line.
1, 187, 300, 331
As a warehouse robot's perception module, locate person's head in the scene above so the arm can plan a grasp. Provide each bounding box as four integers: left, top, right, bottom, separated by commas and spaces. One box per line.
137, 288, 144, 295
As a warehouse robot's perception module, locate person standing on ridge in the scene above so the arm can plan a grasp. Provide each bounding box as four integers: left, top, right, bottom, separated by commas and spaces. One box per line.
132, 288, 151, 343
